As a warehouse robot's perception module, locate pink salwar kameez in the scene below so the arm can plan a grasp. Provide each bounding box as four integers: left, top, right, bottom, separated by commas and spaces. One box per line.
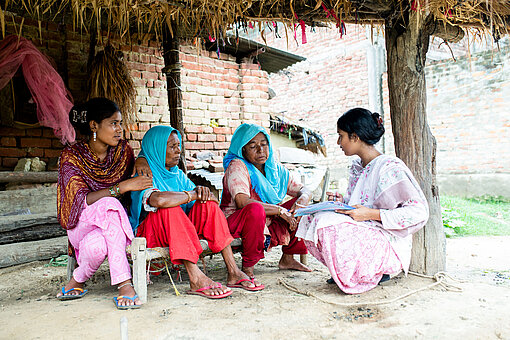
296, 154, 429, 294
67, 197, 134, 285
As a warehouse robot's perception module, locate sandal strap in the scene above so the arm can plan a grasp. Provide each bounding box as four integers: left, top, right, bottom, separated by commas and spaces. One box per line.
116, 295, 139, 302
62, 287, 84, 295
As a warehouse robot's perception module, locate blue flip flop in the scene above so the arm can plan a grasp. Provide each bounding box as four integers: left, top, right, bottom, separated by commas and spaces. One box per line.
113, 295, 142, 310
57, 287, 88, 300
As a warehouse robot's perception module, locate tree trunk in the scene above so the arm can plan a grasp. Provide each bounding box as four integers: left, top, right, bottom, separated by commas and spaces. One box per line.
385, 13, 446, 275
163, 22, 187, 172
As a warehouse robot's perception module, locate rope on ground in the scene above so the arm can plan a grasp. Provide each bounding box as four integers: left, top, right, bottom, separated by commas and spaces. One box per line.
277, 271, 463, 307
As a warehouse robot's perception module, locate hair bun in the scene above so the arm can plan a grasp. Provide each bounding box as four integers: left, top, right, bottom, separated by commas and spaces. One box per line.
372, 112, 383, 128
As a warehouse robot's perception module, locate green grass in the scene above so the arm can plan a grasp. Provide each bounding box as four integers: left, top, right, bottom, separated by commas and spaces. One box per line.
440, 195, 510, 237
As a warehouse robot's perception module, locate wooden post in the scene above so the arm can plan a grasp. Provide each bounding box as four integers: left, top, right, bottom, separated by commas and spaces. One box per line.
131, 237, 147, 303
163, 22, 187, 172
385, 13, 446, 275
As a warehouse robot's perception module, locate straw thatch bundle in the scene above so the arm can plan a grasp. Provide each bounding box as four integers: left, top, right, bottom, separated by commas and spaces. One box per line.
1, 1, 509, 41
87, 44, 137, 127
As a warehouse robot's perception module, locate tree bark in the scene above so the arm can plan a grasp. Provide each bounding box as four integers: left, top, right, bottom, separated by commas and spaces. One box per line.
385, 13, 446, 275
163, 21, 187, 172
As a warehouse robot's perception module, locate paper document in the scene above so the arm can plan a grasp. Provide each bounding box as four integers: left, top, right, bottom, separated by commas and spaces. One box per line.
294, 201, 355, 217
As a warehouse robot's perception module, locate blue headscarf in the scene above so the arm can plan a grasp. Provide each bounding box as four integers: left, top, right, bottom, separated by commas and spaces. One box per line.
129, 125, 195, 230
223, 123, 289, 204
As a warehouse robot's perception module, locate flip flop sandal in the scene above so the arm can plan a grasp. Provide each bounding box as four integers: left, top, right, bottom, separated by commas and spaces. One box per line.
187, 282, 233, 299
57, 287, 88, 301
227, 278, 265, 291
113, 295, 142, 310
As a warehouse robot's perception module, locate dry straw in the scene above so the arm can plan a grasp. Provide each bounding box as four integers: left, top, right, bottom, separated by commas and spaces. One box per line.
87, 44, 137, 127
1, 1, 508, 41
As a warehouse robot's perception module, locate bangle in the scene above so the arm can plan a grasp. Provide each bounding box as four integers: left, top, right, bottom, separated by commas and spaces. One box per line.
115, 184, 121, 196
108, 186, 116, 197
277, 206, 284, 216
183, 190, 192, 204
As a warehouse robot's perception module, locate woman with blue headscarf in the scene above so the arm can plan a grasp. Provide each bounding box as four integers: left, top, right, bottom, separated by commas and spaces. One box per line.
221, 123, 313, 282
130, 126, 263, 299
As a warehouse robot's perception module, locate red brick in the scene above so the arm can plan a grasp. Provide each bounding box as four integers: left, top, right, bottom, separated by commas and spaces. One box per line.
0, 147, 27, 157
213, 142, 230, 150
2, 157, 18, 168
0, 127, 26, 137
27, 148, 44, 157
216, 134, 226, 142
213, 127, 231, 134
186, 142, 206, 150
197, 134, 216, 142
142, 72, 158, 80
185, 126, 204, 133
186, 133, 197, 141
21, 138, 51, 148
52, 140, 64, 148
1, 137, 16, 147
44, 149, 62, 158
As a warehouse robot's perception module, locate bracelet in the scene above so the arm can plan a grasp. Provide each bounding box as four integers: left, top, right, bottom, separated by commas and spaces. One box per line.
108, 186, 116, 197
295, 203, 306, 208
183, 190, 192, 204
109, 184, 121, 198
277, 206, 284, 216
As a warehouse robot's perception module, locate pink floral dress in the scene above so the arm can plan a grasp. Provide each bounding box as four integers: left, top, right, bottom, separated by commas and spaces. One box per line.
296, 154, 429, 294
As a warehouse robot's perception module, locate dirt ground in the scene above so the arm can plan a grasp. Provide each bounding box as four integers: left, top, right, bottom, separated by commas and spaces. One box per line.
0, 236, 509, 340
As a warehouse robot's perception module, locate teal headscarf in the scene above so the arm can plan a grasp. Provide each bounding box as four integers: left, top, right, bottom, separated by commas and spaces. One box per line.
223, 123, 289, 204
129, 125, 195, 230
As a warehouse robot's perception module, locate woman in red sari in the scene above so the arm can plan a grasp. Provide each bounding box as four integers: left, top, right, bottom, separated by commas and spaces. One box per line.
221, 124, 313, 284
130, 126, 263, 299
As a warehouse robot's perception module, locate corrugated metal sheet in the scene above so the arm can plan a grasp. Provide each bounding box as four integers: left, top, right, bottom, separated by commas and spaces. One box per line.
188, 169, 224, 190
204, 36, 305, 73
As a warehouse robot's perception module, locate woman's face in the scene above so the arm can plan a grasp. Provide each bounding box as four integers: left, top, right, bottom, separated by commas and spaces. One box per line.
92, 111, 123, 147
337, 128, 358, 156
165, 132, 181, 168
243, 132, 269, 166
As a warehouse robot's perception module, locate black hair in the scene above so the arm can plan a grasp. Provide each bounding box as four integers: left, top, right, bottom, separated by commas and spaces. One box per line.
69, 97, 120, 136
337, 108, 385, 145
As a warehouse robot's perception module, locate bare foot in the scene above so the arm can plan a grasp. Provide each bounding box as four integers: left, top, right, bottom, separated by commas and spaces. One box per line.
116, 280, 142, 307
278, 254, 312, 272
186, 262, 231, 297
227, 269, 257, 289
56, 278, 84, 298
241, 266, 264, 288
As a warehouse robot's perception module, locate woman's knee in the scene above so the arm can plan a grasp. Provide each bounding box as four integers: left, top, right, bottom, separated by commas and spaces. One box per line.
79, 231, 107, 260
243, 202, 266, 220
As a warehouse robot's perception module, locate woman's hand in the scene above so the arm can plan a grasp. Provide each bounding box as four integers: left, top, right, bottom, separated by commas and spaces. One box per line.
119, 176, 153, 194
279, 207, 298, 231
132, 157, 152, 178
335, 205, 381, 222
193, 186, 217, 203
326, 191, 343, 202
289, 194, 311, 214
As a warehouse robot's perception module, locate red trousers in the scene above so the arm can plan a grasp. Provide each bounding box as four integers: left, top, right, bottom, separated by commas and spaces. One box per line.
227, 198, 307, 268
136, 201, 233, 265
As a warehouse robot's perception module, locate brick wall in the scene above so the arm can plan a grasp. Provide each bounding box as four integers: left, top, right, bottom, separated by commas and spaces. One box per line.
179, 45, 270, 159
266, 26, 510, 189
0, 15, 271, 170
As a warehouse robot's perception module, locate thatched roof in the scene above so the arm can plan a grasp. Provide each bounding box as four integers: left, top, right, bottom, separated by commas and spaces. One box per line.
1, 1, 509, 42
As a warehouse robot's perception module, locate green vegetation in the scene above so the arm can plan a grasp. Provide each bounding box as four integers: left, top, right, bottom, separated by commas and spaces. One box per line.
441, 195, 510, 237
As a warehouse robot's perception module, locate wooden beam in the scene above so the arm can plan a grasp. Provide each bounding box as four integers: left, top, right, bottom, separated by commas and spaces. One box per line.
428, 20, 465, 43
163, 22, 187, 173
0, 236, 67, 268
0, 171, 58, 183
0, 213, 57, 233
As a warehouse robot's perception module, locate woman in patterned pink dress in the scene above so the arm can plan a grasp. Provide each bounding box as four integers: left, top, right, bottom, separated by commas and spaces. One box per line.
57, 98, 152, 308
296, 108, 429, 294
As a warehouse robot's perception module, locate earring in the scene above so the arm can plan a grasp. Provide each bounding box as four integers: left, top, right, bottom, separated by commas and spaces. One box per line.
93, 131, 97, 142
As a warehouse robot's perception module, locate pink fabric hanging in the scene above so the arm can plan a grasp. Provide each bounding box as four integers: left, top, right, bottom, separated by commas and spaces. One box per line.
0, 35, 75, 144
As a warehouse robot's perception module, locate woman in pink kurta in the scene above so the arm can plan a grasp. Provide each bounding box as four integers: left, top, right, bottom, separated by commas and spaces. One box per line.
57, 98, 152, 308
296, 108, 429, 294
